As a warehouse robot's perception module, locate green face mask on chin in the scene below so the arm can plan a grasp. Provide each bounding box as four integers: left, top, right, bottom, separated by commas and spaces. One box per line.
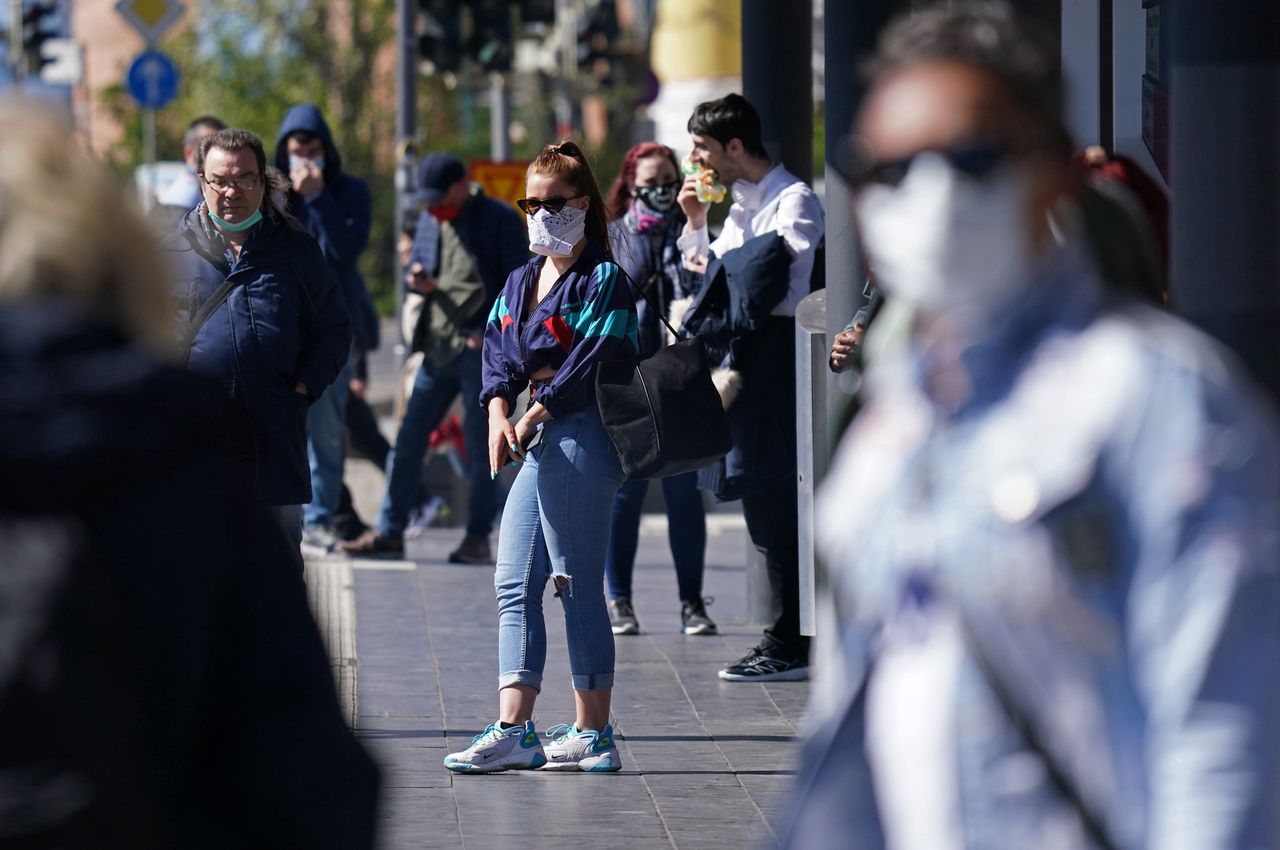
209, 208, 264, 233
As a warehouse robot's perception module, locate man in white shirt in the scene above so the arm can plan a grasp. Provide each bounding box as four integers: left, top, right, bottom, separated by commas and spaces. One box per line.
677, 93, 825, 682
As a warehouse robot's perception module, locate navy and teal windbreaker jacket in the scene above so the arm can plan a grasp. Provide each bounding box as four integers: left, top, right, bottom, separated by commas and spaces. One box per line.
480, 241, 638, 419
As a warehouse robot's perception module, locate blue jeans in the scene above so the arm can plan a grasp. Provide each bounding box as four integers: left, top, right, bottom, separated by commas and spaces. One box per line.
494, 406, 626, 692
304, 358, 353, 529
604, 472, 707, 602
377, 347, 495, 539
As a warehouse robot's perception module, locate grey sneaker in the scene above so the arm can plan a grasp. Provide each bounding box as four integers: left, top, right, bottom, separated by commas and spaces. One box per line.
443, 720, 547, 773
541, 723, 622, 772
609, 598, 640, 635
300, 525, 338, 557
681, 598, 718, 636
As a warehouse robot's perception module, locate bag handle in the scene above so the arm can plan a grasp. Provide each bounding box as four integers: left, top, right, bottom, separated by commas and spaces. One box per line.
615, 263, 684, 343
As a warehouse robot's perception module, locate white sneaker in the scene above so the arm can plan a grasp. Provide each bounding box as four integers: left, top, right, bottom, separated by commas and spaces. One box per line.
443, 720, 547, 773
300, 525, 338, 557
541, 723, 622, 772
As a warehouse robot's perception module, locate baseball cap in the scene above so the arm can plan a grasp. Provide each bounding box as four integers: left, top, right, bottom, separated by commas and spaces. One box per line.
415, 153, 467, 206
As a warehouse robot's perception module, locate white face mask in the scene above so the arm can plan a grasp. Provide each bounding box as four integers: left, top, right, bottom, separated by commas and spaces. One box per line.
528, 205, 587, 258
855, 152, 1035, 319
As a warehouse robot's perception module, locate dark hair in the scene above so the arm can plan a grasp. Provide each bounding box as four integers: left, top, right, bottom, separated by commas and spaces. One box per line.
287, 130, 318, 145
183, 114, 226, 148
866, 1, 1071, 154
606, 141, 680, 221
528, 139, 610, 254
196, 128, 294, 225
687, 93, 768, 160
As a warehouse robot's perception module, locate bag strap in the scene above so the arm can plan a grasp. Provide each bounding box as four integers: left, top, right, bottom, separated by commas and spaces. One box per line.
616, 262, 683, 343
179, 275, 240, 366
959, 615, 1119, 850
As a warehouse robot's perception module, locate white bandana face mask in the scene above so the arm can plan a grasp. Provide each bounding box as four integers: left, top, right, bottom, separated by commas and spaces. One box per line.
528, 205, 587, 258
855, 152, 1035, 320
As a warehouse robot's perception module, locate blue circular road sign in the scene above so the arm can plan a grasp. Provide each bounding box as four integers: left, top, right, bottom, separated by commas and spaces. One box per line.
126, 50, 179, 110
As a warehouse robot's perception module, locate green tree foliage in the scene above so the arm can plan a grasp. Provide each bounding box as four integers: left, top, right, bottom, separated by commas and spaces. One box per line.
105, 0, 398, 309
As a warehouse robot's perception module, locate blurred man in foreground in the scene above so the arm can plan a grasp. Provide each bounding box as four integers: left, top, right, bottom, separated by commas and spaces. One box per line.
0, 101, 378, 849
786, 4, 1280, 848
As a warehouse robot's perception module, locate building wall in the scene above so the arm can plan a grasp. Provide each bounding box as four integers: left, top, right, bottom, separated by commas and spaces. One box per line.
71, 0, 153, 155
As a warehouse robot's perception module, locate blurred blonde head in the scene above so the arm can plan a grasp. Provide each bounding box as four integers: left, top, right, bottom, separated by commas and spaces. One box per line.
0, 99, 173, 348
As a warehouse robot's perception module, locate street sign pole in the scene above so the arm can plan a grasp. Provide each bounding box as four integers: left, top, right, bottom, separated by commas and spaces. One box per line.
9, 0, 24, 81
489, 72, 511, 161
145, 106, 157, 206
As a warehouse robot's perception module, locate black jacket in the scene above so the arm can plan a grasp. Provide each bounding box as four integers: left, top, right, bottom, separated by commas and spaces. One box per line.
683, 232, 797, 500
0, 304, 379, 849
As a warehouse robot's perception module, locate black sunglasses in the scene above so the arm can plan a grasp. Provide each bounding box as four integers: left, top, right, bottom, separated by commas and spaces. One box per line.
851, 142, 1014, 190
516, 193, 585, 215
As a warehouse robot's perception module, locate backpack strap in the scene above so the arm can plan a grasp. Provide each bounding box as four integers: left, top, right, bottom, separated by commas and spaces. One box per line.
179, 276, 240, 366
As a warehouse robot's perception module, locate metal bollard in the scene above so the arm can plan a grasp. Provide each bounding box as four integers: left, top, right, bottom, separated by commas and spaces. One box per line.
795, 290, 828, 637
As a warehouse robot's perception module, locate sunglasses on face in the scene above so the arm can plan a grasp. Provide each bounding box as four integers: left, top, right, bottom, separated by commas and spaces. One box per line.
851, 142, 1014, 190
516, 193, 586, 215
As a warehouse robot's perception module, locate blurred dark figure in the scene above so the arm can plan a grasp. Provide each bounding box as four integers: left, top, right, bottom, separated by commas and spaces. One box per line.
787, 4, 1280, 849
0, 101, 378, 849
1074, 145, 1169, 305
274, 104, 379, 555
163, 128, 351, 550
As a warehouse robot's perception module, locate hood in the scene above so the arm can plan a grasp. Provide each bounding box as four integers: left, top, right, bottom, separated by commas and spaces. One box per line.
0, 304, 228, 514
274, 103, 342, 181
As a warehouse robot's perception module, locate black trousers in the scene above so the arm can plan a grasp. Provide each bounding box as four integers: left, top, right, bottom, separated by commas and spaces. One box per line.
741, 476, 809, 662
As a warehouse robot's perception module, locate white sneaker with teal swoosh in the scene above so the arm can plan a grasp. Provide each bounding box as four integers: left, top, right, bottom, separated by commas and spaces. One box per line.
540, 723, 622, 772
443, 720, 547, 772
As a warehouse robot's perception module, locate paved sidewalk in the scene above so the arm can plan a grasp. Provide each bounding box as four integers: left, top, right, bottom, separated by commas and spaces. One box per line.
343, 518, 808, 850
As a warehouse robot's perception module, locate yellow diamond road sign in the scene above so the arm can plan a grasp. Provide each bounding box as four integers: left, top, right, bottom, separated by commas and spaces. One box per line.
116, 0, 186, 43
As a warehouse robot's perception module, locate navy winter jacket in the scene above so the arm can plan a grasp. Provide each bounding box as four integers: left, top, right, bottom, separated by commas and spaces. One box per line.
163, 208, 352, 505
274, 104, 379, 353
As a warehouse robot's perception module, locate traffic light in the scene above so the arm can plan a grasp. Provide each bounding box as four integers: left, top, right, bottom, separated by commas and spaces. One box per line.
418, 0, 462, 74
468, 0, 511, 73
20, 1, 59, 77
576, 1, 616, 85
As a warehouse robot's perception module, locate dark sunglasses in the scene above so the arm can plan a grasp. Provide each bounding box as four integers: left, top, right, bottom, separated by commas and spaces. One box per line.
516, 193, 585, 215
851, 142, 1014, 190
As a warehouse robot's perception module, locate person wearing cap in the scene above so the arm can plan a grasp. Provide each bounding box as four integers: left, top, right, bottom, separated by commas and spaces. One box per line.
344, 153, 528, 562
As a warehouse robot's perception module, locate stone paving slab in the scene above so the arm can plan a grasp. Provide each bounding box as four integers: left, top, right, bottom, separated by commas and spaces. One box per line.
351, 518, 808, 850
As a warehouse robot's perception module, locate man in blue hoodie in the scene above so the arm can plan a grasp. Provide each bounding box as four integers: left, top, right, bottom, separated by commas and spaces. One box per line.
274, 104, 379, 555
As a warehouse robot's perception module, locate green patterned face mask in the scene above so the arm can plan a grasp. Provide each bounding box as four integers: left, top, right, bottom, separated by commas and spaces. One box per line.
209, 208, 263, 233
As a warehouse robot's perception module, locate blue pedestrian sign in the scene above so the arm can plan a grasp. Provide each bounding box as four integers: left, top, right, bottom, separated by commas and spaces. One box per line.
126, 50, 179, 110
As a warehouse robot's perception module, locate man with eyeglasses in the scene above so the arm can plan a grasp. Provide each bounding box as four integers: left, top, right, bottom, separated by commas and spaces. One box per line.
343, 152, 527, 560
785, 4, 1280, 848
163, 128, 351, 552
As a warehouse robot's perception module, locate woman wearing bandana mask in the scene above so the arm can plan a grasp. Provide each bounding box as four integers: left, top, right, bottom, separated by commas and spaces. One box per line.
600, 142, 716, 639
450, 140, 639, 774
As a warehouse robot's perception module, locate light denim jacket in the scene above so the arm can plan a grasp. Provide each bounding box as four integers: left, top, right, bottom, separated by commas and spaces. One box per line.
788, 245, 1280, 850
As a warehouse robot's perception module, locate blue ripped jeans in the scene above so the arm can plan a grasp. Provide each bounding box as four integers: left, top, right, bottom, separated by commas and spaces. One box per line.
494, 405, 626, 692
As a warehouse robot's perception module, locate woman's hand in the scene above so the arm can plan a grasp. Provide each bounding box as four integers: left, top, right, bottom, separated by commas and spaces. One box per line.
487, 398, 517, 476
